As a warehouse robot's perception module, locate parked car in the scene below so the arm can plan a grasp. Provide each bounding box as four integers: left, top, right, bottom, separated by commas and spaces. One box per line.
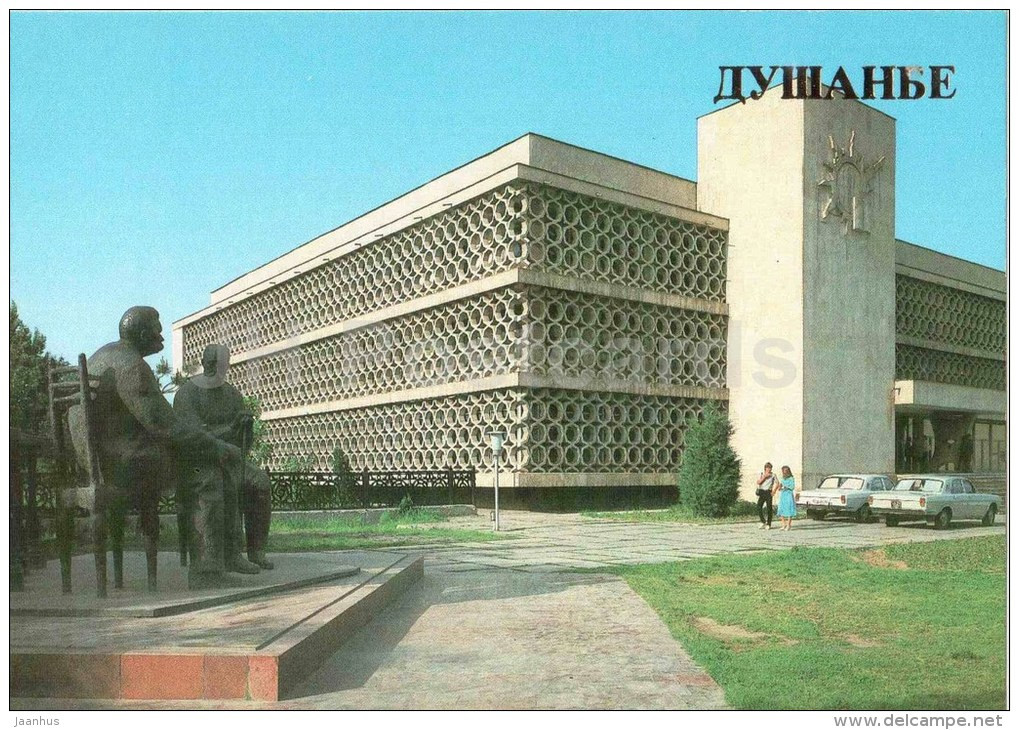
795, 474, 895, 522
868, 475, 1001, 529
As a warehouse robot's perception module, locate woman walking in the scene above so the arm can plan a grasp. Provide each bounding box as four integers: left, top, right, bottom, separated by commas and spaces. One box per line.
774, 465, 797, 531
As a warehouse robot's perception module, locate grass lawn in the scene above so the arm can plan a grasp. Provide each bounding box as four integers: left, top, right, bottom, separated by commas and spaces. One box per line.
266, 509, 507, 550
613, 536, 1005, 710
585, 500, 764, 525
120, 508, 507, 552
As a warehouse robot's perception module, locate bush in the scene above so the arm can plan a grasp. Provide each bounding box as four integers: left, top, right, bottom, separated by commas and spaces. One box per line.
331, 446, 351, 476
280, 454, 316, 472
677, 403, 741, 517
243, 396, 272, 469
331, 445, 358, 503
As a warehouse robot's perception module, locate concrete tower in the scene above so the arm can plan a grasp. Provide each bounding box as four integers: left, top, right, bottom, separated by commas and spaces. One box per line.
697, 88, 897, 494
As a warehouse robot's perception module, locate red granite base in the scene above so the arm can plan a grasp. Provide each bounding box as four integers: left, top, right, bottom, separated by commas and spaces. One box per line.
10, 552, 423, 701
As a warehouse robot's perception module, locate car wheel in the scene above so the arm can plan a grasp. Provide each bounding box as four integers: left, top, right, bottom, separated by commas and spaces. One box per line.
807, 509, 825, 521
982, 504, 997, 527
934, 509, 952, 530
856, 504, 872, 523
885, 516, 899, 527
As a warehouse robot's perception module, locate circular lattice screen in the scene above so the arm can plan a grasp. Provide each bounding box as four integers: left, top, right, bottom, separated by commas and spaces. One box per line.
895, 275, 1005, 354
261, 387, 710, 474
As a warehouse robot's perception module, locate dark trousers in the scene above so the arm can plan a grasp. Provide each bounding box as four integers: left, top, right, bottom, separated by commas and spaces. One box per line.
235, 466, 272, 559
756, 489, 773, 526
180, 464, 237, 575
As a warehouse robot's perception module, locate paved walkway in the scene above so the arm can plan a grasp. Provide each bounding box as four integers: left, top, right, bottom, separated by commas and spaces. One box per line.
417, 510, 1006, 571
13, 512, 1003, 710
286, 564, 727, 709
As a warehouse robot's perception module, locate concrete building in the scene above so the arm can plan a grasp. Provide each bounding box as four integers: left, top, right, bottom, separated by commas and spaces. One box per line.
173, 90, 1005, 505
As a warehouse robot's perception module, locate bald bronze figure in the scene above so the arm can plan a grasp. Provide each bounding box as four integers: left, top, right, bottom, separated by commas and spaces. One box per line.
70, 306, 244, 590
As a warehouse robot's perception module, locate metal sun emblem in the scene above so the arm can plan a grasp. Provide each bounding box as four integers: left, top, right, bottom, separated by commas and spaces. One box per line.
818, 130, 885, 235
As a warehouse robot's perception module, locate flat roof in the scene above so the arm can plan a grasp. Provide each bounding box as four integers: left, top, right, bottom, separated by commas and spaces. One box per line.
196, 133, 701, 310
894, 239, 1005, 296
173, 129, 1004, 330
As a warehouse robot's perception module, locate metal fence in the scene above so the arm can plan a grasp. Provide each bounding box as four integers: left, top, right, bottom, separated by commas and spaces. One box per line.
18, 467, 477, 515
269, 469, 476, 511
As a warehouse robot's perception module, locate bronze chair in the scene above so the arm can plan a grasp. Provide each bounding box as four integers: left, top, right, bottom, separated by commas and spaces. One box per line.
176, 483, 192, 567
47, 354, 158, 597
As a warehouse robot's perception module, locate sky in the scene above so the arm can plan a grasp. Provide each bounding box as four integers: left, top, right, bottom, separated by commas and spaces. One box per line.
9, 10, 1008, 364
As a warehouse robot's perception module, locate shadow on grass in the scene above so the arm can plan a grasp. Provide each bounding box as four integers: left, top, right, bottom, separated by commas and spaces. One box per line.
610, 536, 1006, 710
105, 509, 511, 555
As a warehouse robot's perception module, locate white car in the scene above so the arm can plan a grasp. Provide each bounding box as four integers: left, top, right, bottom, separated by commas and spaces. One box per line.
795, 474, 894, 523
868, 475, 1001, 529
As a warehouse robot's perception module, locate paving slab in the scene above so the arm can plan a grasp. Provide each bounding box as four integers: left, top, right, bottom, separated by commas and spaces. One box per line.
415, 511, 1005, 570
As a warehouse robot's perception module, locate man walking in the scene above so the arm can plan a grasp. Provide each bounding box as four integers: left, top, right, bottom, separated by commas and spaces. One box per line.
756, 462, 776, 530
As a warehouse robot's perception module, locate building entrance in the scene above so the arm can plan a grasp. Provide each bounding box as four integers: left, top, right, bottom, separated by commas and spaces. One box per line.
896, 411, 1005, 474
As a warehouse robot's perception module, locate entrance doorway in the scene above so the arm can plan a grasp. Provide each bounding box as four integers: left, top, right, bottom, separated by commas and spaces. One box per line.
973, 421, 1006, 472
896, 412, 1005, 473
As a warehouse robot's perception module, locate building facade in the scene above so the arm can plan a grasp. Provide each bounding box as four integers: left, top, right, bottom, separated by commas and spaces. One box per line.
173, 91, 1005, 503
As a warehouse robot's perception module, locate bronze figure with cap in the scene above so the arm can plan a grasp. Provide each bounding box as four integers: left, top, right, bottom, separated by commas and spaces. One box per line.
174, 343, 274, 576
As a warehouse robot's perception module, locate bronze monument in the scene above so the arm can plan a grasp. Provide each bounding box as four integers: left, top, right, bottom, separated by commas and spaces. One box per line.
71, 306, 245, 590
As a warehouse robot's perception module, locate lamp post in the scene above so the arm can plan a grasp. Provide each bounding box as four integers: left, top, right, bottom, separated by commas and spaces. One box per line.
488, 430, 505, 531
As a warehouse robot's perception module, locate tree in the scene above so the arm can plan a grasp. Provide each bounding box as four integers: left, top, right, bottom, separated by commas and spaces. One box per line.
331, 445, 357, 503
242, 395, 273, 469
331, 445, 353, 477
279, 454, 316, 472
154, 357, 194, 395
677, 402, 742, 517
10, 302, 59, 435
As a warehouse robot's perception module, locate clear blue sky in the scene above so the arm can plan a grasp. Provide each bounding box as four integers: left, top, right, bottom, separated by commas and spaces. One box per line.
10, 10, 1007, 363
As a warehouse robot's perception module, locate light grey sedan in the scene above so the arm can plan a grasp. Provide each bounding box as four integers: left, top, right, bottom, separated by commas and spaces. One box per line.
869, 475, 1001, 529
795, 474, 895, 523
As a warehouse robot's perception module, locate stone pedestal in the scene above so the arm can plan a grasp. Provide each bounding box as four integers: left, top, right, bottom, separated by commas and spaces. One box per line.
10, 550, 422, 701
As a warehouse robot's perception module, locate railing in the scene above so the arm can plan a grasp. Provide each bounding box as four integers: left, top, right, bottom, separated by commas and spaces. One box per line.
269, 468, 477, 511
20, 467, 477, 516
